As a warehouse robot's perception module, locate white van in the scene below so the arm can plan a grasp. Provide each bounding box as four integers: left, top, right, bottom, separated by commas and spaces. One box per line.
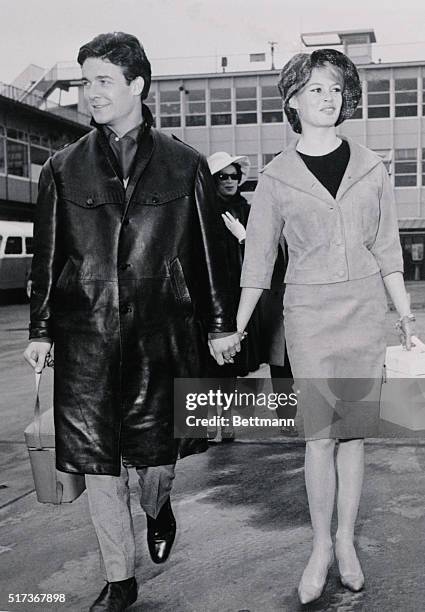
0, 220, 33, 292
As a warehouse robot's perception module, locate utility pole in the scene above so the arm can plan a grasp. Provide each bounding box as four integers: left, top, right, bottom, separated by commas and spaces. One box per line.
268, 41, 277, 70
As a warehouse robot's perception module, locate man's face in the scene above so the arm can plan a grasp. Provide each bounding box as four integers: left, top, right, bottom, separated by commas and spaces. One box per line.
81, 57, 143, 130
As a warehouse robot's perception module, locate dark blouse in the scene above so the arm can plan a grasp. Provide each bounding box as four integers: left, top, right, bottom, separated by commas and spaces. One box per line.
298, 139, 350, 198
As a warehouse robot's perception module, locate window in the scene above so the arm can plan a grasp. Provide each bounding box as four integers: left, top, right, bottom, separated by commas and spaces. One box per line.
185, 89, 206, 126
261, 86, 283, 123
7, 128, 28, 141
25, 237, 33, 254
367, 80, 390, 118
421, 149, 425, 186
0, 133, 5, 173
400, 234, 425, 280
145, 91, 156, 124
350, 95, 363, 119
30, 145, 50, 182
210, 88, 231, 125
7, 139, 29, 177
423, 81, 425, 116
5, 236, 22, 254
262, 153, 280, 166
394, 149, 417, 187
395, 78, 417, 117
236, 86, 257, 124
160, 90, 181, 128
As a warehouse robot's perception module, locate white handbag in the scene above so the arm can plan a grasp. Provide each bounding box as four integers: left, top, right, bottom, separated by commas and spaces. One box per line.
24, 372, 86, 504
380, 336, 425, 431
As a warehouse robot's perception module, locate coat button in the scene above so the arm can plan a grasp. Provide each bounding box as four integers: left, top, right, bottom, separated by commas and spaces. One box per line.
123, 218, 130, 226
119, 263, 131, 270
152, 197, 159, 204
121, 305, 133, 314
86, 197, 94, 205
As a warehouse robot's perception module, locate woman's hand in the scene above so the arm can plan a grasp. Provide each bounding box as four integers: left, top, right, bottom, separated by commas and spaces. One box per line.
395, 314, 415, 350
208, 333, 241, 365
221, 212, 246, 242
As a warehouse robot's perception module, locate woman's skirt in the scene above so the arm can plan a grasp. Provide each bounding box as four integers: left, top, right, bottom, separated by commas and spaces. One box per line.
284, 273, 387, 439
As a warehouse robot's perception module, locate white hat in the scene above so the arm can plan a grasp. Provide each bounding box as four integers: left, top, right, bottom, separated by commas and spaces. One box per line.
207, 152, 250, 186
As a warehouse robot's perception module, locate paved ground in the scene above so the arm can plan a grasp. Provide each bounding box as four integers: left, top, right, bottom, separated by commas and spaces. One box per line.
1, 303, 425, 611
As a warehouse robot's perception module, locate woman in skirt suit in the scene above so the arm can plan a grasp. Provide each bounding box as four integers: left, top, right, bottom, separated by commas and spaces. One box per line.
235, 49, 415, 604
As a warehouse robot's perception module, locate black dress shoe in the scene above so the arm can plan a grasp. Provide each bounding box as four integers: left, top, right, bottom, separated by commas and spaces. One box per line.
89, 577, 137, 611
146, 497, 176, 564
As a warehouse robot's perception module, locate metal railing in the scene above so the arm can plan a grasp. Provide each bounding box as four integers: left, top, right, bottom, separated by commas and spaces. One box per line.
0, 81, 90, 126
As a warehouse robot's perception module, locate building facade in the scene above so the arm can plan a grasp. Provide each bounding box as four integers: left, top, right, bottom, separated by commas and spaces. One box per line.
143, 52, 425, 280
0, 83, 89, 222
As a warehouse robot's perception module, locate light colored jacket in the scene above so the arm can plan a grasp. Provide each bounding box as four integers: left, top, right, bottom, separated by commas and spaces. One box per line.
241, 137, 403, 287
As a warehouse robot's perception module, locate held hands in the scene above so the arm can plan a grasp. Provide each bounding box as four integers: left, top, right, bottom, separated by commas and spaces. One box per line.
221, 212, 246, 243
23, 341, 53, 373
208, 332, 247, 366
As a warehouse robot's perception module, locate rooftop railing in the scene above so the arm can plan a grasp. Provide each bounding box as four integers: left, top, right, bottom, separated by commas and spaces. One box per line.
0, 80, 90, 126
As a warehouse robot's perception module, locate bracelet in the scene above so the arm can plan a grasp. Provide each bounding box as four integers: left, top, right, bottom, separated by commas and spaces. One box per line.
395, 313, 416, 329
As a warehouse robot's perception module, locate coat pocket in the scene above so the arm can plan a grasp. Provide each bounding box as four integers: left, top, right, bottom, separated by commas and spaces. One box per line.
169, 257, 192, 310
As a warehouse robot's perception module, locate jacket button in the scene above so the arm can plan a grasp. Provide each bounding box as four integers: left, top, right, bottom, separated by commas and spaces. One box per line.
120, 263, 131, 270
121, 305, 132, 314
86, 197, 94, 205
152, 197, 159, 204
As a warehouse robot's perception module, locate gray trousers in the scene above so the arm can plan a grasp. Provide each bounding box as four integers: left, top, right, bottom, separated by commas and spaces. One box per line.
85, 463, 175, 581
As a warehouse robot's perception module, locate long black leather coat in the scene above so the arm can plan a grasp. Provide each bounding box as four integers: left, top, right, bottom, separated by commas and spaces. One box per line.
30, 113, 235, 475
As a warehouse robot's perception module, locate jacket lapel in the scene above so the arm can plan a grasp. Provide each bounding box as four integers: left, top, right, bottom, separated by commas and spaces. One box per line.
263, 140, 336, 206
123, 126, 155, 212
335, 138, 382, 201
263, 137, 382, 205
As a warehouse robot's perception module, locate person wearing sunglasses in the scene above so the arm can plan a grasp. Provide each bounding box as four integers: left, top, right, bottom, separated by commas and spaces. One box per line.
206, 152, 262, 442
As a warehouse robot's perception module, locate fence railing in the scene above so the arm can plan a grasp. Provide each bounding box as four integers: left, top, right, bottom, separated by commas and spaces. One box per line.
0, 81, 90, 126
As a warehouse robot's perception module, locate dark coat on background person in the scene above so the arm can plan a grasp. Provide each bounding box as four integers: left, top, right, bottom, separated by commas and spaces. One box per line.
29, 109, 235, 476
207, 191, 262, 377
258, 244, 287, 367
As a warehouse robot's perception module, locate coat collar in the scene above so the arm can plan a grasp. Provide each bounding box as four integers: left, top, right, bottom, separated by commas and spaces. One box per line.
262, 136, 382, 204
92, 104, 155, 214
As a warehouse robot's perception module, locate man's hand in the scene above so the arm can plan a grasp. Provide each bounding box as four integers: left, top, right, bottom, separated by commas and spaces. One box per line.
23, 341, 53, 373
208, 333, 241, 366
221, 212, 246, 242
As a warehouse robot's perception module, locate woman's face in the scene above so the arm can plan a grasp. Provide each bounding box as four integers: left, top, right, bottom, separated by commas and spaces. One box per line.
289, 65, 343, 131
216, 164, 239, 198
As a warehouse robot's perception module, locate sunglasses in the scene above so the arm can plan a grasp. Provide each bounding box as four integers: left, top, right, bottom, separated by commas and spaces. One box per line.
218, 172, 239, 182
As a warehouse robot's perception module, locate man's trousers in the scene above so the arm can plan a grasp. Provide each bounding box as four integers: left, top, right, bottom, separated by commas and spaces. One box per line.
85, 463, 175, 581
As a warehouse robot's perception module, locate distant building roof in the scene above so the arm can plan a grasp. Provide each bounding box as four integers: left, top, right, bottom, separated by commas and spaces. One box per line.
301, 29, 376, 46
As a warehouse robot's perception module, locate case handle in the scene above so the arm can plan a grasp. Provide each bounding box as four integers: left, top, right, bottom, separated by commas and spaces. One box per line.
33, 371, 43, 450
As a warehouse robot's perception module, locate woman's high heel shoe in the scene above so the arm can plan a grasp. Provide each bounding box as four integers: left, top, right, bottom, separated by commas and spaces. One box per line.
298, 547, 334, 604
335, 539, 364, 592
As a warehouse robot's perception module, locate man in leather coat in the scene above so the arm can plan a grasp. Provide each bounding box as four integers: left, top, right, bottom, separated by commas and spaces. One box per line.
24, 32, 240, 611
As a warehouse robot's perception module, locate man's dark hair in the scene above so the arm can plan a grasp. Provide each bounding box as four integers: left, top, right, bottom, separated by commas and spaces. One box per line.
77, 32, 151, 99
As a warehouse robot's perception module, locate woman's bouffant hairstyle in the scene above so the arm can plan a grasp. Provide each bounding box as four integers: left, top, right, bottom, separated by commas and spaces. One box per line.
277, 48, 362, 134
77, 32, 151, 100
